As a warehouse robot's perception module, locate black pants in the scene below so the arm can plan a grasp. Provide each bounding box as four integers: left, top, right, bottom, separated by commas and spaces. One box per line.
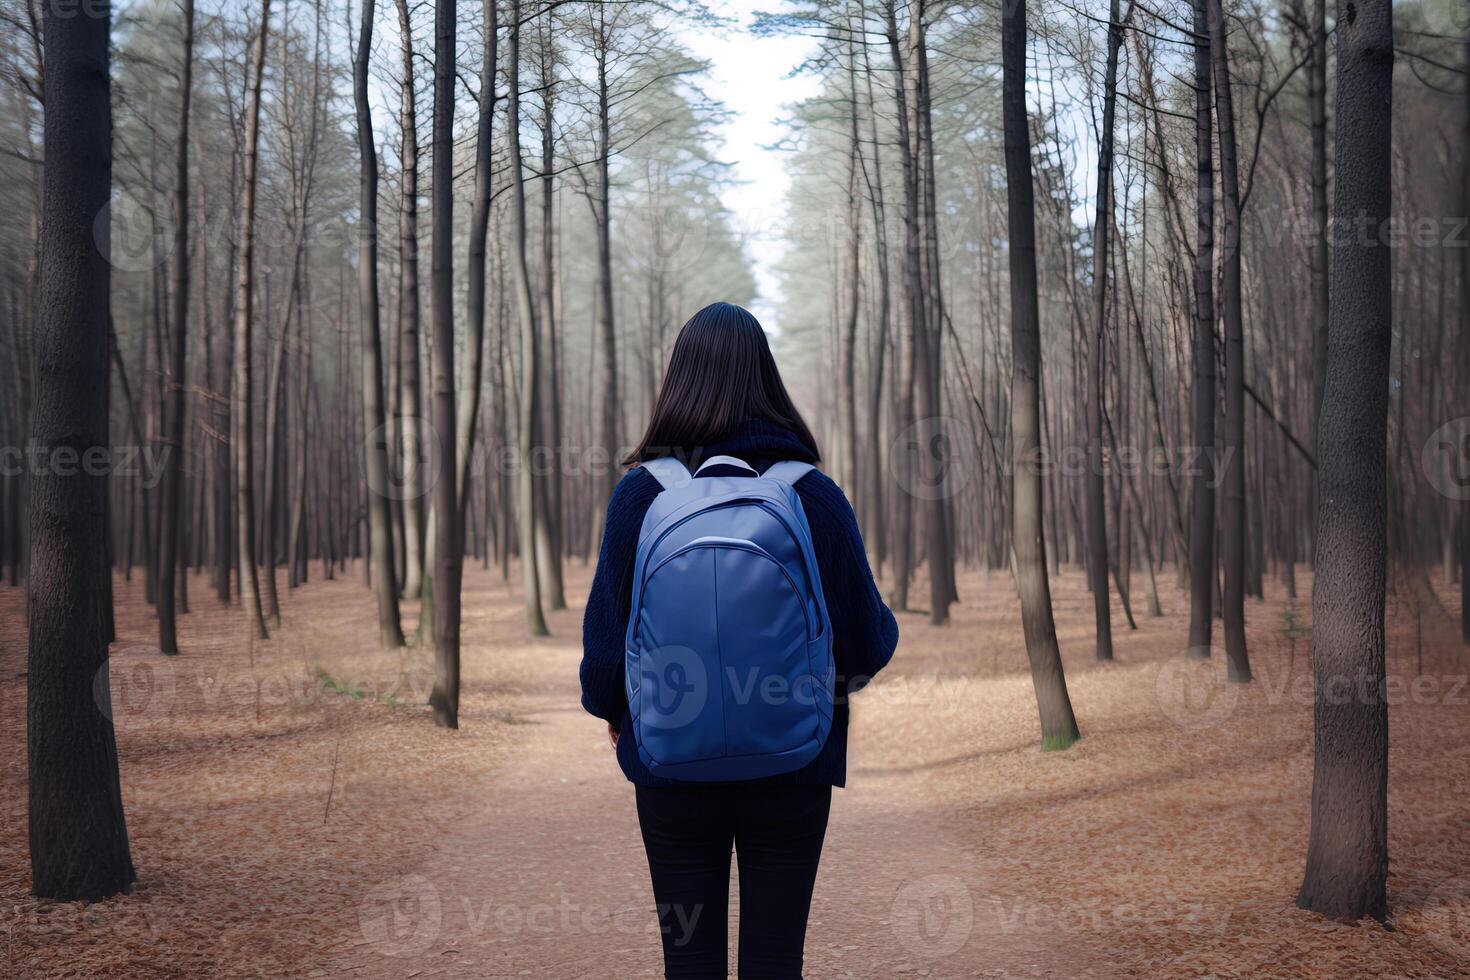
636, 783, 832, 979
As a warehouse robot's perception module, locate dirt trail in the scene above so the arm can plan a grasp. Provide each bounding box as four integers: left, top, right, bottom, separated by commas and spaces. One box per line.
4, 563, 1468, 979
327, 595, 1070, 979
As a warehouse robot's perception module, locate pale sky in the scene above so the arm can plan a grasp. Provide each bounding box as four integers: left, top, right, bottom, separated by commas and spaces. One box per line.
675, 2, 823, 326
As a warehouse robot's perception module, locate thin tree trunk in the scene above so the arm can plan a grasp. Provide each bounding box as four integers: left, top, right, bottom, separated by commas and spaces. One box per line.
1003, 0, 1080, 751
1085, 0, 1123, 662
353, 0, 406, 647
458, 0, 497, 528
395, 0, 426, 600
1210, 0, 1252, 682
1187, 0, 1217, 658
508, 2, 549, 637
158, 0, 196, 654
536, 27, 566, 611
428, 0, 463, 727
1307, 0, 1329, 539
234, 0, 273, 642
592, 5, 619, 542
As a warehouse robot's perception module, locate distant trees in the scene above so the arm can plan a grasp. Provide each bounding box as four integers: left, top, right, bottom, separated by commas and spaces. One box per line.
28, 0, 135, 900
5, 2, 1456, 870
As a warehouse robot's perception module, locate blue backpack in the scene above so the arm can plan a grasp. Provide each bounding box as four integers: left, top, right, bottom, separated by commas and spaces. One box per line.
625, 455, 835, 780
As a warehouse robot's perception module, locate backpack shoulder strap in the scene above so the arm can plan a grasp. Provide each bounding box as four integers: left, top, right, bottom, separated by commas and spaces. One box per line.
763, 461, 815, 487
641, 456, 692, 491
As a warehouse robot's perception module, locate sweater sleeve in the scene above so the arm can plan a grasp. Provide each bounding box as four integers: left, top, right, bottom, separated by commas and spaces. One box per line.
795, 472, 899, 695
580, 468, 662, 723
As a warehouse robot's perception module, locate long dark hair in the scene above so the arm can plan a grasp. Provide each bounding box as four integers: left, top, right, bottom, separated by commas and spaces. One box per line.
624, 302, 820, 465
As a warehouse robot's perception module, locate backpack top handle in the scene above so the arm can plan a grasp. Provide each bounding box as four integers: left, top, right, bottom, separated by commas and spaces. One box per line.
694, 455, 758, 477
641, 454, 814, 491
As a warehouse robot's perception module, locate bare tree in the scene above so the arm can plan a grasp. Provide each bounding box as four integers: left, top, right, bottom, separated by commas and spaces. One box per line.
428, 0, 464, 726
1210, 0, 1251, 682
395, 0, 426, 601
1003, 0, 1079, 751
1084, 0, 1124, 662
234, 0, 274, 642
508, 0, 549, 637
354, 0, 406, 647
1186, 0, 1217, 659
157, 0, 197, 654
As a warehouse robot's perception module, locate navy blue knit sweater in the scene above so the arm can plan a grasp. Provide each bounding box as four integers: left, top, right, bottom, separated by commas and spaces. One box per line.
579, 420, 899, 787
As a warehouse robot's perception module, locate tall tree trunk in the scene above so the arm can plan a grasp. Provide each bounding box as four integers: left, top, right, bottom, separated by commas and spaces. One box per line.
903, 2, 953, 624
1307, 0, 1329, 494
882, 0, 916, 612
28, 0, 136, 900
1462, 6, 1470, 647
839, 20, 862, 497
1296, 0, 1392, 921
536, 28, 566, 611
1210, 0, 1251, 682
458, 0, 497, 527
1085, 0, 1122, 662
234, 0, 273, 641
1003, 0, 1080, 751
354, 0, 406, 647
395, 0, 426, 601
158, 0, 196, 655
591, 6, 619, 543
508, 2, 549, 637
1186, 0, 1217, 658
428, 0, 463, 727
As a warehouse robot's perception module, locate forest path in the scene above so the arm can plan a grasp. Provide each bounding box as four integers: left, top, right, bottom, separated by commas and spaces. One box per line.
329, 580, 1074, 979
7, 564, 1466, 979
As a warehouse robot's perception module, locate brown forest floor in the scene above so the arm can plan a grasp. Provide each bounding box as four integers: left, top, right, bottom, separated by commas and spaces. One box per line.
2, 558, 1469, 979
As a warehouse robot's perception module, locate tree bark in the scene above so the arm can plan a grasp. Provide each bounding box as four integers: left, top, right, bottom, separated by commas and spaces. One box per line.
28, 0, 137, 900
457, 0, 497, 529
1186, 0, 1217, 658
353, 0, 406, 647
591, 4, 619, 543
394, 0, 426, 601
428, 0, 463, 727
1003, 0, 1080, 751
1296, 0, 1392, 922
508, 1, 549, 637
1085, 0, 1123, 662
1210, 0, 1252, 682
157, 0, 196, 654
536, 25, 566, 611
234, 0, 273, 642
